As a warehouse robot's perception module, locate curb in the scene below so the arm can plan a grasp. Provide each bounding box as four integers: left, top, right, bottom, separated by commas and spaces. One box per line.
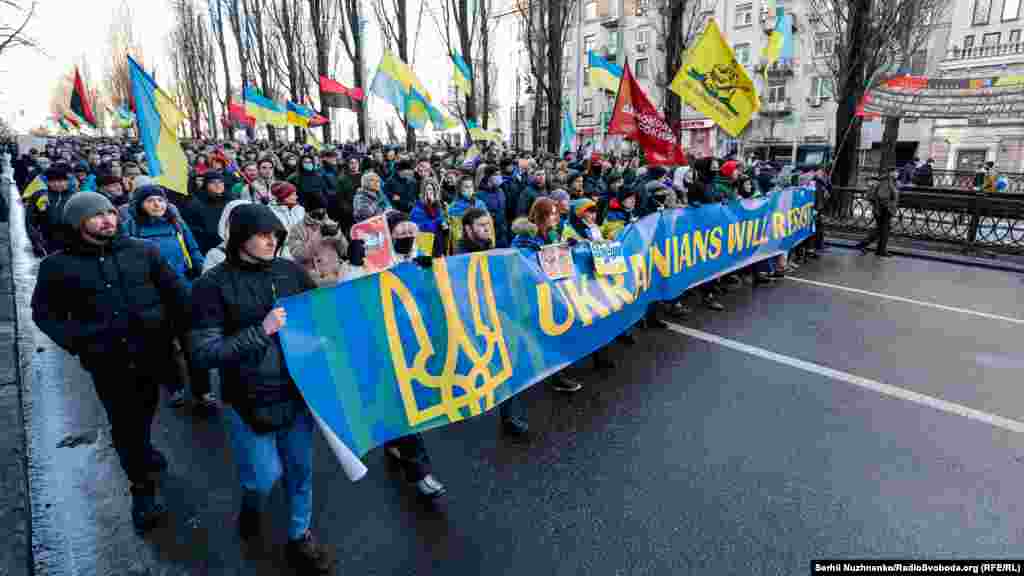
0, 177, 31, 576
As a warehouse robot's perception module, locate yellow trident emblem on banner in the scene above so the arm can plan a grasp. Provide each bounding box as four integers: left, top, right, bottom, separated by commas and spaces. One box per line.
379, 254, 513, 427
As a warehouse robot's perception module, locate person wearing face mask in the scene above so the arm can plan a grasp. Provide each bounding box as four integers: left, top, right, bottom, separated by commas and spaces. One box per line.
409, 178, 449, 256
32, 192, 188, 536
343, 211, 447, 500
286, 153, 331, 213
475, 164, 510, 248
280, 154, 299, 180
189, 204, 332, 571
448, 175, 487, 230
516, 167, 549, 218
384, 159, 418, 214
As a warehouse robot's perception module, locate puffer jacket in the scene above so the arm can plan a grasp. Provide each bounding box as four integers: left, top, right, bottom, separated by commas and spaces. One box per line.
31, 235, 185, 372
123, 208, 204, 284
181, 187, 240, 254
385, 173, 418, 213
190, 207, 317, 410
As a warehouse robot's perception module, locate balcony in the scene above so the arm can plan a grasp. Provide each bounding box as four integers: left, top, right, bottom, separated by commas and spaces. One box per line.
760, 98, 794, 117
946, 42, 1024, 62
755, 60, 796, 78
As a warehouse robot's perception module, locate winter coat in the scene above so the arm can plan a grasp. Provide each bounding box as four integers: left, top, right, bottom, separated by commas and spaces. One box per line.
385, 174, 418, 213
269, 202, 306, 236
873, 175, 900, 209
352, 186, 391, 224
123, 208, 205, 285
31, 235, 186, 372
202, 199, 250, 274
477, 180, 510, 248
334, 171, 360, 234
190, 212, 317, 411
287, 167, 331, 211
287, 212, 347, 268
516, 184, 546, 218
181, 187, 239, 254
499, 176, 525, 231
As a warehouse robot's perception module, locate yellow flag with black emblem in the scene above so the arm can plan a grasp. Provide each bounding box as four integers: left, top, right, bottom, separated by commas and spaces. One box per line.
670, 19, 760, 137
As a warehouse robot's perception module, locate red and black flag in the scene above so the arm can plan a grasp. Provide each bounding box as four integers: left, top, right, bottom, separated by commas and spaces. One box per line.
319, 75, 364, 111
70, 67, 97, 128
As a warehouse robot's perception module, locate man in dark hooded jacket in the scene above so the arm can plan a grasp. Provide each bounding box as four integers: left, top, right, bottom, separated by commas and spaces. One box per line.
288, 153, 332, 212
181, 171, 238, 254
31, 192, 186, 536
189, 203, 331, 573
385, 159, 418, 213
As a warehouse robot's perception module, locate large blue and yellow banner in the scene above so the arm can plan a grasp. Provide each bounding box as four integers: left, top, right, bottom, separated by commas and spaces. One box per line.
280, 187, 816, 480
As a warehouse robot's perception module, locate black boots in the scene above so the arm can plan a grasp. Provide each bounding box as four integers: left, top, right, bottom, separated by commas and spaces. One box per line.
285, 530, 333, 574
130, 481, 167, 536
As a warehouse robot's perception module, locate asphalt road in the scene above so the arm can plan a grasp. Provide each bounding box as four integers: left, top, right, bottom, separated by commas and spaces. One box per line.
13, 183, 1024, 575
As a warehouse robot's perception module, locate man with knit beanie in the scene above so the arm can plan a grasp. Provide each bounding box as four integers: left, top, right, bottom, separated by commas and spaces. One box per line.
31, 192, 187, 536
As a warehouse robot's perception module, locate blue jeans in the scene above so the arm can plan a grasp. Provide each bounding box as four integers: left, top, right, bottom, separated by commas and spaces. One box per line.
224, 405, 314, 539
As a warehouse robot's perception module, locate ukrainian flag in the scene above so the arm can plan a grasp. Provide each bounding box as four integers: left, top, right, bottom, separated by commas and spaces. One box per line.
371, 49, 432, 112
128, 56, 189, 195
244, 86, 288, 128
287, 101, 314, 128
21, 174, 45, 199
588, 51, 623, 93
451, 52, 473, 96
405, 88, 431, 130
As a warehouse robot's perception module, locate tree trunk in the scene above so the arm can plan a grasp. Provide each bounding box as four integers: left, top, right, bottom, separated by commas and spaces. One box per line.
664, 1, 685, 145
832, 0, 870, 186
214, 3, 232, 136
354, 19, 367, 143
480, 0, 491, 130
544, 0, 564, 154
396, 0, 415, 149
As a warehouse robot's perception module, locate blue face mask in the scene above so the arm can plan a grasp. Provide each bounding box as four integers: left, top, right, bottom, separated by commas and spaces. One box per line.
302, 162, 314, 171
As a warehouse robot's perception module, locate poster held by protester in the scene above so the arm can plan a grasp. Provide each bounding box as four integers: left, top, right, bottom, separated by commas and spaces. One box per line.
591, 241, 627, 275
539, 245, 575, 280
351, 215, 395, 273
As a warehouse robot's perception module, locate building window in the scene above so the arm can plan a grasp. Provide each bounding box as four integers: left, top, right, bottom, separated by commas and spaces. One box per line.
736, 6, 753, 27
734, 43, 751, 65
1004, 0, 1021, 21
636, 0, 650, 17
964, 35, 976, 51
814, 35, 834, 57
636, 28, 650, 47
812, 76, 834, 101
909, 50, 927, 75
768, 82, 786, 104
1011, 29, 1022, 44
974, 0, 993, 24
582, 98, 593, 118
636, 58, 650, 78
983, 31, 1001, 46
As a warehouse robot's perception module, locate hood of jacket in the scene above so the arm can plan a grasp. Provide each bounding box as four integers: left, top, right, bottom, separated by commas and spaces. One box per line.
218, 199, 250, 244
225, 203, 286, 265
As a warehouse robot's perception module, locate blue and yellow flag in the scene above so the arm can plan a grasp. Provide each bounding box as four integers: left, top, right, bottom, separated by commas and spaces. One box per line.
287, 101, 315, 128
128, 56, 189, 195
451, 52, 473, 96
588, 51, 623, 93
404, 88, 431, 130
244, 86, 288, 128
21, 174, 45, 199
371, 49, 432, 112
560, 109, 576, 156
669, 19, 760, 137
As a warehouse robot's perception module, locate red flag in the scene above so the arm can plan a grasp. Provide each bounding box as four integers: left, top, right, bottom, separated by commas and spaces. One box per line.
228, 99, 256, 128
319, 75, 362, 111
607, 62, 686, 166
70, 68, 97, 127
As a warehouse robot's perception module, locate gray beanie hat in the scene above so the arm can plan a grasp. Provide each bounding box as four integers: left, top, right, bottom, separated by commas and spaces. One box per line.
63, 192, 115, 231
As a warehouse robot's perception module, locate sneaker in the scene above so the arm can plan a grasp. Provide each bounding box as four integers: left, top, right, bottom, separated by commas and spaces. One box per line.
703, 297, 725, 312
753, 272, 775, 286
130, 482, 167, 536
285, 530, 332, 574
551, 375, 583, 393
414, 474, 447, 499
501, 416, 530, 438
167, 389, 186, 408
770, 269, 786, 279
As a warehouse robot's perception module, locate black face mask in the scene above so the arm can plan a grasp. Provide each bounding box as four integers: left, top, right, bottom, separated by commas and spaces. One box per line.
393, 236, 415, 255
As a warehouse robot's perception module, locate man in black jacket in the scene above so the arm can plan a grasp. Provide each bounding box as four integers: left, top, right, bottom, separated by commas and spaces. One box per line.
31, 192, 186, 536
189, 204, 331, 573
181, 171, 238, 254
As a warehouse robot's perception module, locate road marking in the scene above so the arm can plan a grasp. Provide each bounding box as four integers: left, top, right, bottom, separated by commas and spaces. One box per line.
787, 276, 1024, 327
665, 322, 1024, 435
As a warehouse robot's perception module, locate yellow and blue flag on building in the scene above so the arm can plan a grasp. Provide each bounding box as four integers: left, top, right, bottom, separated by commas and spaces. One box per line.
128, 56, 189, 195
670, 19, 760, 137
588, 51, 623, 93
371, 49, 432, 112
287, 101, 315, 128
451, 52, 473, 96
244, 86, 288, 128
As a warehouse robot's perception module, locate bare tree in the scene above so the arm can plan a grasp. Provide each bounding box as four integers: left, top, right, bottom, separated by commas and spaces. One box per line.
171, 0, 221, 138
427, 0, 480, 135
807, 0, 948, 185
104, 0, 143, 111
268, 0, 306, 141
372, 0, 415, 148
517, 0, 578, 153
210, 0, 234, 121
308, 0, 339, 143
337, 0, 368, 142
0, 0, 39, 60
656, 0, 704, 142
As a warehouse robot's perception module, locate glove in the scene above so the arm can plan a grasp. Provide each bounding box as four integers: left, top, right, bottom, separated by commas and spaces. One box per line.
347, 239, 366, 267
413, 255, 433, 269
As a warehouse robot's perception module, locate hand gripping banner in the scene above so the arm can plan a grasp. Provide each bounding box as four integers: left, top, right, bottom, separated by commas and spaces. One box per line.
280, 187, 816, 480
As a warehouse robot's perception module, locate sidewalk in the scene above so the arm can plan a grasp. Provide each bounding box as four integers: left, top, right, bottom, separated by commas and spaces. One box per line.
0, 177, 31, 576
